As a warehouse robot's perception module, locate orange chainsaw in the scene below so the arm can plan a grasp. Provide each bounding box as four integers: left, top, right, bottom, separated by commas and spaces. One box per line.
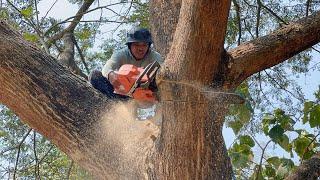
113, 61, 161, 102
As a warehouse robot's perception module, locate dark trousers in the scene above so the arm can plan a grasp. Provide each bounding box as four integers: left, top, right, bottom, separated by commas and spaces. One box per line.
88, 70, 128, 100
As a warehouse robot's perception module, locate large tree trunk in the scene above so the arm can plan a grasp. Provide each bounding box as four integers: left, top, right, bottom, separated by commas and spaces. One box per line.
150, 0, 234, 179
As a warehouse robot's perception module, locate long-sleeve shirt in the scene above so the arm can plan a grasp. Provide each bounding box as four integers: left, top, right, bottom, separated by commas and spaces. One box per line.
102, 47, 163, 79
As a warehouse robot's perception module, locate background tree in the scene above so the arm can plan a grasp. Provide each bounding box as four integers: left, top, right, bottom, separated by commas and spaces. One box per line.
0, 0, 320, 179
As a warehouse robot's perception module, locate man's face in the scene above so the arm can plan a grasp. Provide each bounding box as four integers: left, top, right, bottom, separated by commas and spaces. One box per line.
130, 42, 149, 60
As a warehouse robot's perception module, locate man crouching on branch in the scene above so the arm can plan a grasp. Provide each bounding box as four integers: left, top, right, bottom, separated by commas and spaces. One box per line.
89, 26, 163, 112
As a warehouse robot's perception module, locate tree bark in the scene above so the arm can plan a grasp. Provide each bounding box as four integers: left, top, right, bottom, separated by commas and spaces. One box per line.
151, 0, 234, 179
149, 0, 181, 57
286, 153, 320, 180
58, 33, 87, 79
0, 21, 157, 179
225, 11, 320, 88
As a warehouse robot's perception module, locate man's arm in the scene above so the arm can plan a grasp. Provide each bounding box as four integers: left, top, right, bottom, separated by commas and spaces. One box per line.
102, 51, 122, 80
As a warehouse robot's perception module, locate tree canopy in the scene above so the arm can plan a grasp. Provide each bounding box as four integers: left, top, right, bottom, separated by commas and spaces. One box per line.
0, 0, 320, 179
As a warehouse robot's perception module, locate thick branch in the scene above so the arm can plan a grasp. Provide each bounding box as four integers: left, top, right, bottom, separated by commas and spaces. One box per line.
225, 11, 320, 88
0, 21, 157, 179
161, 0, 231, 84
46, 0, 94, 46
58, 33, 87, 79
286, 153, 320, 180
149, 0, 181, 57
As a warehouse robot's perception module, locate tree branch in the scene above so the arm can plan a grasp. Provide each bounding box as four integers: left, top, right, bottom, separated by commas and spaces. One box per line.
41, 0, 58, 22
161, 0, 231, 83
256, 0, 262, 37
33, 131, 40, 179
58, 33, 87, 79
225, 11, 320, 88
13, 128, 32, 180
255, 140, 272, 180
232, 0, 241, 45
0, 21, 158, 179
306, 0, 312, 16
73, 34, 90, 74
66, 160, 74, 180
46, 0, 95, 46
259, 1, 288, 25
285, 153, 320, 180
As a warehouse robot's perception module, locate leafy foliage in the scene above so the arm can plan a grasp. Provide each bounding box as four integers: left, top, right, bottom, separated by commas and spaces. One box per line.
226, 1, 320, 178
0, 105, 92, 179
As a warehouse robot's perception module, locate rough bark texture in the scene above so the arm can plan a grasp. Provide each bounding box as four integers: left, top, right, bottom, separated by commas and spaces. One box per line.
149, 0, 181, 57
225, 11, 320, 88
286, 153, 320, 180
0, 21, 157, 179
151, 0, 234, 179
58, 33, 87, 79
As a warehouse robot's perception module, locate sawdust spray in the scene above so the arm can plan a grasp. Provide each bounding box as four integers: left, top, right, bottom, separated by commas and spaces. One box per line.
95, 100, 161, 175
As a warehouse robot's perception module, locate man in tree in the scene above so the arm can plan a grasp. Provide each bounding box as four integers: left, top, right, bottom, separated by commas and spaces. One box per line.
88, 26, 163, 99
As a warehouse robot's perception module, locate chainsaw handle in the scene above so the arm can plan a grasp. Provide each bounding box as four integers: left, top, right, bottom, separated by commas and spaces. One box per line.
108, 71, 118, 83
108, 72, 126, 92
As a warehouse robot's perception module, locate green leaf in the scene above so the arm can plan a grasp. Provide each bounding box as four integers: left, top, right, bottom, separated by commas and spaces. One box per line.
262, 115, 276, 125
0, 130, 7, 138
233, 143, 252, 155
250, 165, 264, 180
280, 158, 295, 169
77, 28, 92, 40
293, 136, 311, 157
0, 8, 9, 18
235, 82, 250, 98
267, 157, 281, 168
227, 103, 252, 134
21, 6, 33, 18
277, 134, 292, 152
23, 33, 39, 43
264, 165, 276, 177
314, 86, 320, 100
279, 116, 294, 131
303, 150, 315, 160
239, 135, 255, 147
303, 101, 314, 124
262, 123, 269, 135
268, 125, 284, 141
229, 151, 253, 168
276, 164, 288, 178
309, 105, 320, 128
227, 120, 242, 135
274, 108, 285, 116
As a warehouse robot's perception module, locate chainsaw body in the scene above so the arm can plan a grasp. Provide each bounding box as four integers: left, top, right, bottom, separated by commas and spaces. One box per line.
113, 61, 160, 103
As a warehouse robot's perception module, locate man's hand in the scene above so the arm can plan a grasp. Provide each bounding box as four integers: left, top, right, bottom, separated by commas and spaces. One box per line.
108, 71, 122, 89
